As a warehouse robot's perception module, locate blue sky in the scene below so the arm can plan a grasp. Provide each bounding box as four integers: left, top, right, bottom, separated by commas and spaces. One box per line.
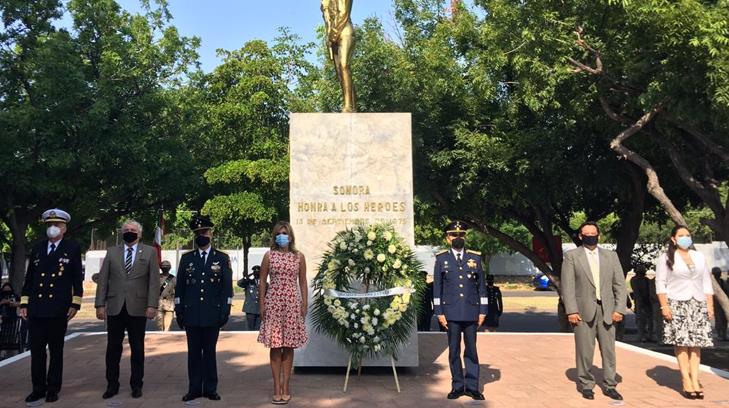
62, 1, 399, 72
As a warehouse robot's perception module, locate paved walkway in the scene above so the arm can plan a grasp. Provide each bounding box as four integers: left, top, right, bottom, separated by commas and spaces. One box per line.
1, 332, 728, 407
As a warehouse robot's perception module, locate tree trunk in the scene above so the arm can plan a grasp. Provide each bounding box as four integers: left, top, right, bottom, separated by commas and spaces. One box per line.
242, 234, 252, 277
614, 164, 646, 274
6, 211, 30, 296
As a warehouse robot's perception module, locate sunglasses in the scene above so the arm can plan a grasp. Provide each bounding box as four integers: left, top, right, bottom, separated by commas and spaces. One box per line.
448, 232, 466, 238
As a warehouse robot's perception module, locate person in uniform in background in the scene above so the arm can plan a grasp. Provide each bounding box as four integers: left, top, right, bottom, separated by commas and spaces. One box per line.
20, 209, 83, 404
175, 214, 233, 402
238, 265, 262, 331
156, 260, 176, 331
417, 270, 434, 331
712, 267, 727, 341
631, 265, 653, 342
433, 220, 487, 401
648, 271, 663, 343
0, 282, 20, 358
482, 275, 503, 332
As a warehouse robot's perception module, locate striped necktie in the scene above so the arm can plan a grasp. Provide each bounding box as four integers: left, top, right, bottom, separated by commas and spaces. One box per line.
125, 247, 133, 274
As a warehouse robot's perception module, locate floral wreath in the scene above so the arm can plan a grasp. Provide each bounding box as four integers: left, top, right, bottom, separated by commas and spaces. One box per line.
311, 224, 424, 361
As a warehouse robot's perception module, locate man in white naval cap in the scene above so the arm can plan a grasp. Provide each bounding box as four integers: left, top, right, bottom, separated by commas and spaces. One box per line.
20, 208, 83, 404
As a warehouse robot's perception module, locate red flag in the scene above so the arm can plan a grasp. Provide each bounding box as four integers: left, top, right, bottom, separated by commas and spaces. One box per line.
153, 211, 164, 266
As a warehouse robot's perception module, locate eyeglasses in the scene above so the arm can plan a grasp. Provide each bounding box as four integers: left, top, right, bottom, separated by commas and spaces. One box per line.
448, 232, 466, 238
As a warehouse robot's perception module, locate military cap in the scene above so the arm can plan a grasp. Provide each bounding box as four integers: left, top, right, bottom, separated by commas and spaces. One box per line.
42, 208, 71, 223
189, 214, 214, 232
444, 220, 469, 234
252, 265, 261, 272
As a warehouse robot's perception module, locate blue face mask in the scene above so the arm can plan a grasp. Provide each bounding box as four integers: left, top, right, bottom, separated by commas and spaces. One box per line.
275, 234, 290, 247
676, 236, 693, 249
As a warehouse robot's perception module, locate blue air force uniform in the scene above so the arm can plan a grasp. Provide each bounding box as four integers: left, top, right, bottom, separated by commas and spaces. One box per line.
433, 221, 487, 397
20, 209, 83, 401
175, 215, 233, 400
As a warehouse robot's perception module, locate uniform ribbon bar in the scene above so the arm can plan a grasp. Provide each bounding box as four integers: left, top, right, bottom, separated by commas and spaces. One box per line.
324, 286, 415, 299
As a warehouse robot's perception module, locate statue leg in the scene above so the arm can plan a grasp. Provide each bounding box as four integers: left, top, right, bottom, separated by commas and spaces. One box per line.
338, 23, 356, 112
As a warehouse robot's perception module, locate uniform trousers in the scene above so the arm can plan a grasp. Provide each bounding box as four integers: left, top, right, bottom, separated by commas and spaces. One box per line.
106, 304, 147, 389
447, 320, 479, 391
185, 326, 220, 395
155, 309, 174, 331
29, 316, 68, 395
245, 313, 261, 331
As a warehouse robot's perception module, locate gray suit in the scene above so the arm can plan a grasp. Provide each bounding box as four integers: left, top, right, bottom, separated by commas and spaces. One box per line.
95, 243, 160, 316
561, 246, 627, 391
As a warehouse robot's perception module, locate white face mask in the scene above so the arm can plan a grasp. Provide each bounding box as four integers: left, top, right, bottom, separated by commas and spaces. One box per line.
46, 225, 62, 239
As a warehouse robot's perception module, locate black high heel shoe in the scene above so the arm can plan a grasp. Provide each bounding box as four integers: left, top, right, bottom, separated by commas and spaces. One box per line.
694, 391, 704, 400
682, 390, 696, 399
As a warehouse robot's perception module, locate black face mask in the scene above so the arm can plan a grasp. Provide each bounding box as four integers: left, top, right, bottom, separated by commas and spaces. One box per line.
122, 231, 138, 243
195, 235, 211, 248
582, 235, 599, 247
451, 237, 465, 250
160, 267, 171, 274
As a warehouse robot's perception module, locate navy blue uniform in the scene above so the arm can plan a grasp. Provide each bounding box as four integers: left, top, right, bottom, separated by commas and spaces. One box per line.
20, 239, 83, 396
433, 248, 487, 392
175, 248, 233, 396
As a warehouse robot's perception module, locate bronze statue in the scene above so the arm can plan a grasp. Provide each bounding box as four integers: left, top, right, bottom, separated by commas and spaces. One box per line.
321, 0, 356, 112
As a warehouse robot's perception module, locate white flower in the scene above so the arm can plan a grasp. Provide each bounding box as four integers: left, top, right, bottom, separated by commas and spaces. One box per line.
327, 260, 338, 271
367, 328, 375, 335
353, 248, 359, 254
377, 254, 386, 263
374, 344, 381, 352
367, 231, 377, 241
374, 309, 381, 316
360, 317, 367, 324
334, 299, 341, 306
349, 302, 358, 309
384, 231, 393, 241
363, 249, 374, 260
339, 241, 347, 250
388, 244, 397, 254
353, 323, 359, 329
367, 240, 372, 246
374, 336, 381, 343
359, 336, 366, 343
372, 317, 379, 326
392, 259, 402, 269
348, 259, 356, 267
350, 313, 356, 320
363, 304, 370, 310
364, 267, 371, 274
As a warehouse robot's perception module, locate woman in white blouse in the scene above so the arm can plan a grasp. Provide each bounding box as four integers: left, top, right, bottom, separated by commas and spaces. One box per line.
655, 225, 714, 400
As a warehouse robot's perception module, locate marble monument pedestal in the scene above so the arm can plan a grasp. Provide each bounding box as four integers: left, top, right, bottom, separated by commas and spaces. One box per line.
289, 112, 418, 367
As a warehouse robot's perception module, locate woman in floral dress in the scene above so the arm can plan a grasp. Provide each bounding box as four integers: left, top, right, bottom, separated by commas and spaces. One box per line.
257, 221, 308, 405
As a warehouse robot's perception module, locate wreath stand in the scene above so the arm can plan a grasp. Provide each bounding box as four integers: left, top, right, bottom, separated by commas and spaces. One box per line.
343, 353, 401, 393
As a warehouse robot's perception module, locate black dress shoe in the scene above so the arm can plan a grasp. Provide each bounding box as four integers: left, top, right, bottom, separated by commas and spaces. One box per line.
447, 389, 464, 399
182, 393, 201, 401
465, 389, 485, 400
102, 386, 119, 399
581, 389, 595, 400
131, 388, 143, 398
45, 392, 59, 403
603, 389, 623, 400
25, 392, 44, 403
204, 392, 221, 400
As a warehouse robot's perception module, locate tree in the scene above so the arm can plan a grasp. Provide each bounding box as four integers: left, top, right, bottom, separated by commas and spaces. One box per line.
0, 0, 199, 291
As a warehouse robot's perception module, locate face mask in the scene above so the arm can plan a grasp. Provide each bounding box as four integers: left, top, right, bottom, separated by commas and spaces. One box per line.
122, 231, 138, 243
275, 234, 290, 247
451, 237, 465, 250
195, 235, 211, 248
46, 225, 61, 239
676, 236, 693, 249
582, 235, 599, 247
160, 267, 171, 274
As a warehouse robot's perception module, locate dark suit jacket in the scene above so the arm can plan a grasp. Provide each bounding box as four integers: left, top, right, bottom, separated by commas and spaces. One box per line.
433, 249, 487, 322
175, 248, 233, 327
95, 243, 160, 316
21, 239, 84, 318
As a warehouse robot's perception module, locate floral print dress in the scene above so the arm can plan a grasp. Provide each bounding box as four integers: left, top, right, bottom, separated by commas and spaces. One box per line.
257, 250, 308, 348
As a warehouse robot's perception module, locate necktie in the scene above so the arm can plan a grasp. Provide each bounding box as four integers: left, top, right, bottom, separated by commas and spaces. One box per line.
588, 251, 601, 301
201, 251, 207, 265
456, 252, 462, 265
125, 247, 133, 274
49, 243, 56, 254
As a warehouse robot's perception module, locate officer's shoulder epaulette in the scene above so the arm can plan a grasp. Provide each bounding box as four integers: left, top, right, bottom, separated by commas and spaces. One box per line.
214, 249, 229, 258
435, 249, 449, 256
181, 249, 196, 257
466, 249, 482, 256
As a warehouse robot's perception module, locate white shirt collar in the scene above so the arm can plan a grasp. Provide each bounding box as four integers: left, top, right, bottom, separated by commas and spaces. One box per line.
584, 246, 599, 255
451, 248, 464, 258
124, 243, 138, 253
198, 248, 210, 257
47, 239, 62, 253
